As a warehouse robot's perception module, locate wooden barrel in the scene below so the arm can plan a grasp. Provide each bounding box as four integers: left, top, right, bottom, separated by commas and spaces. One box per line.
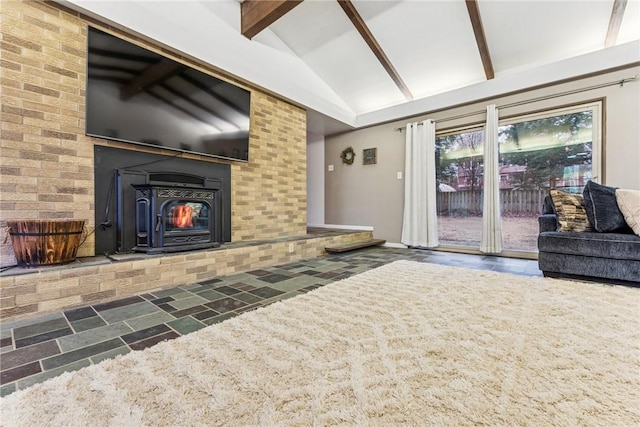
7, 220, 85, 267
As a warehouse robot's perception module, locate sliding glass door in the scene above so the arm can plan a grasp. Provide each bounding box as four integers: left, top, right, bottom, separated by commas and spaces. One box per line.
434, 102, 601, 253
436, 128, 485, 247
498, 104, 600, 251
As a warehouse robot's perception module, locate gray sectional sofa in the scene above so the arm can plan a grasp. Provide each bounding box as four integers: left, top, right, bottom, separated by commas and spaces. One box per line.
537, 191, 640, 284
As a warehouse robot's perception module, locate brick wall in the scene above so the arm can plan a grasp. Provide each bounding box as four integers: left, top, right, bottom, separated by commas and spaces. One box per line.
0, 0, 307, 266
234, 94, 307, 241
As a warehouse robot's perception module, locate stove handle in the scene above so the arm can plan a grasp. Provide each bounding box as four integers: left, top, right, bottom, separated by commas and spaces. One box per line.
155, 214, 162, 232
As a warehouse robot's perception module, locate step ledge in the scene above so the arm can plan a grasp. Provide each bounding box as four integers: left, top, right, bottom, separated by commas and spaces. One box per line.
325, 239, 386, 253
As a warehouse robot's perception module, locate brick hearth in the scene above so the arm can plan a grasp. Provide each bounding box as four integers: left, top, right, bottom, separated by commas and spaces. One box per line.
1, 229, 373, 322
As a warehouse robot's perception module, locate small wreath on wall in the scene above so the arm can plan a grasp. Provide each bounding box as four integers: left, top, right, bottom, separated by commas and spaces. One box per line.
340, 146, 356, 165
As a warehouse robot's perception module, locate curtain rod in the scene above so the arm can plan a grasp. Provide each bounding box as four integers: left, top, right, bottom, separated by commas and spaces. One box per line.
394, 74, 637, 132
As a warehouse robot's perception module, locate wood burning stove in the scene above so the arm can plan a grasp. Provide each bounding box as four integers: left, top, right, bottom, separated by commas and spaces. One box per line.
94, 146, 231, 255
132, 182, 222, 253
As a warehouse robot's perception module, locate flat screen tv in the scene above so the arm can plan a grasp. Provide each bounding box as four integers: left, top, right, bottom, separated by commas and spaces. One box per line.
86, 27, 251, 162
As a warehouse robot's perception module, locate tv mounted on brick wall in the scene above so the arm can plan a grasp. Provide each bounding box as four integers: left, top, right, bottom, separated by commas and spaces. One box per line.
86, 27, 251, 162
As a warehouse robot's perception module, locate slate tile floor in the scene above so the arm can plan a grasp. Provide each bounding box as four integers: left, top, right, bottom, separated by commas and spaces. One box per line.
0, 247, 541, 396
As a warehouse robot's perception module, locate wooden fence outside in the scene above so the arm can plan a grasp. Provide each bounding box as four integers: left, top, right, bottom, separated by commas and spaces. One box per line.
437, 189, 547, 216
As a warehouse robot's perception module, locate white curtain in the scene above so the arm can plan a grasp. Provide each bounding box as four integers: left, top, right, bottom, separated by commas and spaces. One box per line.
401, 120, 438, 248
480, 104, 503, 253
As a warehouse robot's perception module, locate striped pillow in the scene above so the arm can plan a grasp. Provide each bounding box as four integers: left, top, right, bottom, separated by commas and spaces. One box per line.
549, 189, 594, 232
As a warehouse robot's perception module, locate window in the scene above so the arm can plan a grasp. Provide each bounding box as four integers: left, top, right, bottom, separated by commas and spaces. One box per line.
434, 102, 601, 253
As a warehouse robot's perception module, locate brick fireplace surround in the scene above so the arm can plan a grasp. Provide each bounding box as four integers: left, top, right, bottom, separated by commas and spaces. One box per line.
1, 1, 362, 322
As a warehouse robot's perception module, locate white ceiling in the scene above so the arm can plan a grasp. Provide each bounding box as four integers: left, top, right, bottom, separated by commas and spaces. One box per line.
62, 0, 640, 135
264, 0, 485, 114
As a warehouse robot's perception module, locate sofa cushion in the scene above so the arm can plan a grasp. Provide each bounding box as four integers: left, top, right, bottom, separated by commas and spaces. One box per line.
616, 189, 640, 236
538, 231, 640, 261
582, 180, 631, 233
549, 189, 593, 232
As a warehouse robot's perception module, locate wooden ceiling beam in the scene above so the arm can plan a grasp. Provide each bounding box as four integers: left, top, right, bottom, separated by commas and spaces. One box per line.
605, 0, 627, 48
241, 0, 303, 40
465, 0, 494, 80
337, 0, 413, 101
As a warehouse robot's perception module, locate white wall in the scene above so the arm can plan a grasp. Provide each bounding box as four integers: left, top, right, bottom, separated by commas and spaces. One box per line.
306, 132, 325, 226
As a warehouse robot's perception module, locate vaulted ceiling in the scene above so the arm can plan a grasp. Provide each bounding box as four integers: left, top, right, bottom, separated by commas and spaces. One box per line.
63, 0, 640, 134
238, 0, 639, 130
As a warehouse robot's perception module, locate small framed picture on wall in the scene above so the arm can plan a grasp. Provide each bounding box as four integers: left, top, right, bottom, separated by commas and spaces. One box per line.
363, 147, 377, 165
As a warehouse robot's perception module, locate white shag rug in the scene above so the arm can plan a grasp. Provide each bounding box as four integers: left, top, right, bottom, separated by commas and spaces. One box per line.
1, 260, 639, 426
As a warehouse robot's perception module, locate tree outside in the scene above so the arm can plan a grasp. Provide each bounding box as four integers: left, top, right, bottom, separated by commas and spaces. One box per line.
435, 111, 594, 251
498, 111, 593, 192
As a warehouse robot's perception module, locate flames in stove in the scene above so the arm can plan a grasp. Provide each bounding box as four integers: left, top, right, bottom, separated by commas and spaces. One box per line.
169, 204, 194, 228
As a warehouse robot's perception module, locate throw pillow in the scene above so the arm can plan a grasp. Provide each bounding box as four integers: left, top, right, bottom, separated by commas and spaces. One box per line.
549, 189, 594, 232
615, 189, 640, 237
582, 180, 632, 232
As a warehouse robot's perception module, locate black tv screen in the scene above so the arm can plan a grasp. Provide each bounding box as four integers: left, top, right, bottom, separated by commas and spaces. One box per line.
86, 27, 251, 162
